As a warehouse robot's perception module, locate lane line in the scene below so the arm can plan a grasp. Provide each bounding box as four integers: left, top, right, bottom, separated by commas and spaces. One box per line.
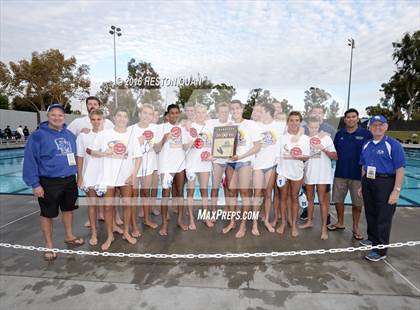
0, 210, 39, 230
384, 260, 420, 295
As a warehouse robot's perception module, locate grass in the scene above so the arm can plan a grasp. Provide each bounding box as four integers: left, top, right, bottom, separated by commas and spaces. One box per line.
387, 131, 420, 143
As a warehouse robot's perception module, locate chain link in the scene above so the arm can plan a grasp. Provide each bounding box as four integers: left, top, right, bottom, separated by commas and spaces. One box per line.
0, 241, 419, 259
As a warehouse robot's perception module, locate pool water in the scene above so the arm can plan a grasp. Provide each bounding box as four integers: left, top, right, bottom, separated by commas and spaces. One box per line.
0, 148, 418, 206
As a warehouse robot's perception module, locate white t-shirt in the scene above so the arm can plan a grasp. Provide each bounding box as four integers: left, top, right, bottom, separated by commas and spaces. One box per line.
253, 121, 286, 170
92, 128, 142, 187
276, 133, 310, 181
185, 122, 212, 173
129, 123, 158, 177
68, 115, 114, 136
304, 135, 336, 184
228, 119, 261, 163
155, 123, 192, 174
206, 118, 233, 165
76, 131, 104, 187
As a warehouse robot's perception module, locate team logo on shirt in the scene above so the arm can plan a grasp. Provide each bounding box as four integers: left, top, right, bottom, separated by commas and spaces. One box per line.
237, 129, 247, 146
310, 136, 321, 145
198, 131, 211, 147
261, 130, 276, 146
201, 151, 210, 160
290, 147, 302, 157
171, 126, 181, 138
377, 150, 385, 155
54, 138, 72, 155
143, 130, 154, 141
189, 127, 198, 138
194, 138, 204, 149
108, 140, 127, 155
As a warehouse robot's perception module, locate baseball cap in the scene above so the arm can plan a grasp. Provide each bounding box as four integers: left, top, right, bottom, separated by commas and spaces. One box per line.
47, 103, 65, 113
369, 115, 387, 125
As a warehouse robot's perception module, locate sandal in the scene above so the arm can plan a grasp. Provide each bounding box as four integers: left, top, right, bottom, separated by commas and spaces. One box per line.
43, 251, 57, 261
353, 231, 364, 240
64, 237, 85, 247
327, 224, 346, 231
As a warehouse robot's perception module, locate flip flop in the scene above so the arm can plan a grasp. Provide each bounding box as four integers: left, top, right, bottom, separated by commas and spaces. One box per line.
327, 224, 346, 231
43, 251, 57, 261
64, 237, 85, 247
353, 232, 364, 240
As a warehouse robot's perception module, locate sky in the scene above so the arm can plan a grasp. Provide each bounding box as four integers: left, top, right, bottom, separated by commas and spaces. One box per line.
1, 0, 419, 115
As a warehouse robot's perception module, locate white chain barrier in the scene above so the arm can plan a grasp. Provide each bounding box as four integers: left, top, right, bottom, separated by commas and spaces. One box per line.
1, 241, 419, 259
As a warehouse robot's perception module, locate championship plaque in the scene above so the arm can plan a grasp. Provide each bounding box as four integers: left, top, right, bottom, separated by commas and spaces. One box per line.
211, 125, 238, 158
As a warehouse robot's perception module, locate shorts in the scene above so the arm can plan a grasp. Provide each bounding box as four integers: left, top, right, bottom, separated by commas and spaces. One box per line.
332, 177, 363, 207
227, 161, 252, 171
38, 175, 79, 218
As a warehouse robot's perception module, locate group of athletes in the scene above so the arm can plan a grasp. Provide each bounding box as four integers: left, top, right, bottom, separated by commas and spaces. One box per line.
69, 97, 341, 251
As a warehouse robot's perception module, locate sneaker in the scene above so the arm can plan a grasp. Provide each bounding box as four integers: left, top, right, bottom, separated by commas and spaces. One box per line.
359, 239, 372, 246
300, 209, 308, 221
327, 214, 331, 226
365, 250, 386, 262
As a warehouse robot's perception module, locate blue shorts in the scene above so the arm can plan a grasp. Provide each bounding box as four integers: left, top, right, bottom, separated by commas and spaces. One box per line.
227, 161, 252, 171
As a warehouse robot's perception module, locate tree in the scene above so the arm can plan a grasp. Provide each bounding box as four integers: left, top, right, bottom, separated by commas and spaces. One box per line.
175, 74, 214, 108
210, 83, 236, 104
96, 81, 114, 106
1, 49, 90, 112
244, 88, 280, 119
327, 100, 340, 119
127, 59, 164, 114
0, 94, 9, 109
303, 87, 330, 118
380, 31, 420, 120
279, 99, 293, 114
365, 104, 393, 119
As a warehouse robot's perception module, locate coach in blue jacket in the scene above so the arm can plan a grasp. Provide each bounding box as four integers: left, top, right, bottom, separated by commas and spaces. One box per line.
23, 103, 84, 261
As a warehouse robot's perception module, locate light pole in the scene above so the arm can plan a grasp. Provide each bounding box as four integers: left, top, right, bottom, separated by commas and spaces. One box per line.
346, 38, 355, 110
109, 25, 122, 107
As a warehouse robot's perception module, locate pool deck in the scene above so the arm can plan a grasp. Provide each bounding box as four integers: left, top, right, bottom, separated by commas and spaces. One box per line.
0, 194, 419, 309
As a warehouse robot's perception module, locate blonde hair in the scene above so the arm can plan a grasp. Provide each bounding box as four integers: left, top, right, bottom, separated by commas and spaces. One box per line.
89, 109, 104, 118
139, 103, 155, 113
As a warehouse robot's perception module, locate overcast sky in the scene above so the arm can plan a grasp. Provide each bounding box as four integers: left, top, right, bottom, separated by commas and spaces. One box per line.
1, 0, 419, 115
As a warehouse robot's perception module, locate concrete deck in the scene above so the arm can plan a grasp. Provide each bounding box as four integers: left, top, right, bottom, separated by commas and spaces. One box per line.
0, 194, 419, 309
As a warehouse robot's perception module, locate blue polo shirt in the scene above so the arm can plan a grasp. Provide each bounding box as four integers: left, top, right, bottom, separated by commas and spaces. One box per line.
334, 127, 372, 180
359, 136, 405, 175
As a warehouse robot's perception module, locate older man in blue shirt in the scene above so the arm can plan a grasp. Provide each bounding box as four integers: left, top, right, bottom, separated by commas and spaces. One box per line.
359, 115, 405, 262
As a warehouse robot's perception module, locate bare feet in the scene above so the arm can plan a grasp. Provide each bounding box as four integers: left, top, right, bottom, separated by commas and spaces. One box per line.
122, 233, 137, 244
89, 235, 98, 246
222, 222, 235, 234
132, 230, 141, 238
276, 222, 286, 234
270, 220, 278, 228
291, 227, 299, 237
235, 225, 246, 238
98, 215, 105, 222
115, 218, 124, 226
113, 225, 123, 234
101, 237, 114, 251
159, 225, 168, 236
321, 230, 328, 240
299, 221, 313, 229
188, 221, 197, 231
84, 220, 90, 228
144, 220, 158, 229
177, 221, 188, 231
205, 219, 214, 228
251, 223, 260, 236
264, 220, 275, 233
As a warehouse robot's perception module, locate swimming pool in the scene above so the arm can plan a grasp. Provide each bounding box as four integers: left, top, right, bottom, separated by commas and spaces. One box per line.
0, 147, 419, 206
